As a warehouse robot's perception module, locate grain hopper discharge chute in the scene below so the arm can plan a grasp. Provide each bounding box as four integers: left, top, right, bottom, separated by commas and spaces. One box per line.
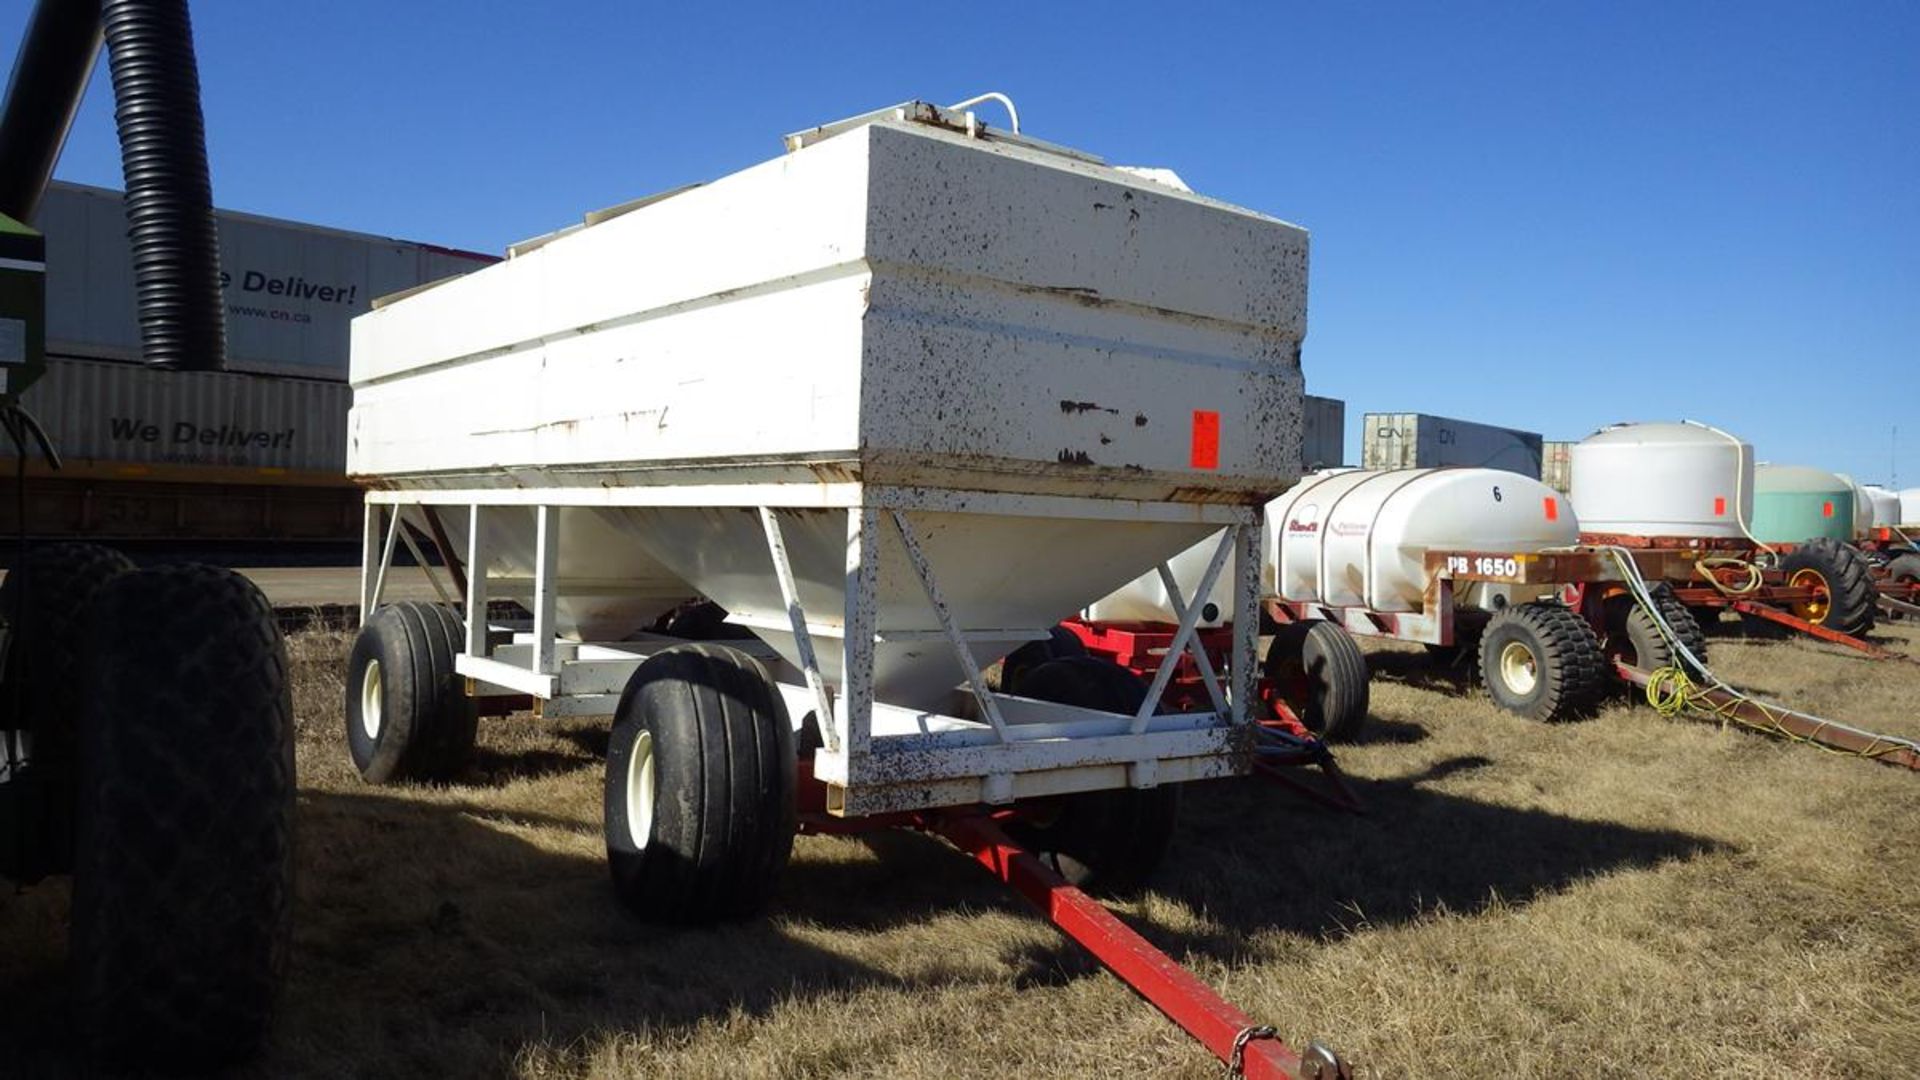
347, 98, 1309, 815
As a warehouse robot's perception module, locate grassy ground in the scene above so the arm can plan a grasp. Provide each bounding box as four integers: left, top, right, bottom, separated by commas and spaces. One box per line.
5, 617, 1920, 1078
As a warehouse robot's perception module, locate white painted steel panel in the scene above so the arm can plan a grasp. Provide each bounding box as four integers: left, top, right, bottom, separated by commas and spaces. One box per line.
348, 118, 1307, 503
38, 182, 493, 381
1361, 412, 1544, 478
1570, 421, 1753, 539
1862, 485, 1901, 528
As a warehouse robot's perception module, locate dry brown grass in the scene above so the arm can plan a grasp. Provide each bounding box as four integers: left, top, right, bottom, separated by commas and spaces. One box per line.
6, 618, 1920, 1078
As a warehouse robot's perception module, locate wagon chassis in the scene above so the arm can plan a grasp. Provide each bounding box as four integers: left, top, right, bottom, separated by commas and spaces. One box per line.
359, 483, 1265, 817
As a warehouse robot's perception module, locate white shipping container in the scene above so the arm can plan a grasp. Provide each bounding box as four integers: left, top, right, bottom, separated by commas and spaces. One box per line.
1361, 411, 1543, 478
38, 182, 495, 381
1302, 394, 1344, 468
3, 355, 348, 478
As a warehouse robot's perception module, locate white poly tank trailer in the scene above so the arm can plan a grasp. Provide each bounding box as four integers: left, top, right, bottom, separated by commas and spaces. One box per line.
1361, 412, 1545, 478
346, 101, 1308, 867
1861, 485, 1901, 529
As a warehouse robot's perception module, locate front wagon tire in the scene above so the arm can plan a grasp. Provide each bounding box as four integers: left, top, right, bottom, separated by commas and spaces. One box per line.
345, 601, 478, 783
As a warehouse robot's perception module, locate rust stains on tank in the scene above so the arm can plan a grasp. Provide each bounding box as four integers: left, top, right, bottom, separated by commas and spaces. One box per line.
1059, 400, 1119, 416
1134, 413, 1148, 427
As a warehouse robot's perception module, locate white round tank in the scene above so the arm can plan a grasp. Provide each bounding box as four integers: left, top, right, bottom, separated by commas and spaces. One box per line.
1569, 421, 1753, 539
1862, 485, 1900, 527
1087, 467, 1576, 622
1900, 488, 1920, 526
1269, 467, 1577, 612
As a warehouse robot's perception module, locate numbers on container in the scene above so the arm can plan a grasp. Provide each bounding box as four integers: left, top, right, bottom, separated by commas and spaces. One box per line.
1444, 554, 1521, 579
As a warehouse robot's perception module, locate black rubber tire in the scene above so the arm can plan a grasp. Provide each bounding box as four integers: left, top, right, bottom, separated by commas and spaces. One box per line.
1685, 604, 1726, 634
345, 601, 478, 783
1604, 590, 1708, 673
0, 542, 134, 880
1478, 602, 1608, 722
605, 643, 796, 922
994, 625, 1088, 694
69, 564, 294, 1071
1881, 554, 1920, 620
1265, 620, 1369, 741
1780, 537, 1877, 638
1004, 656, 1179, 895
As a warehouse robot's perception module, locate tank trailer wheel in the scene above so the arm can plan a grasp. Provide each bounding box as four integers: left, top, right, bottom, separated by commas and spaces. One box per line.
1477, 602, 1608, 722
605, 644, 796, 922
0, 543, 134, 880
1004, 656, 1179, 895
1264, 619, 1370, 742
70, 565, 295, 1070
1886, 554, 1920, 620
1780, 538, 1877, 638
345, 602, 479, 783
1603, 589, 1708, 674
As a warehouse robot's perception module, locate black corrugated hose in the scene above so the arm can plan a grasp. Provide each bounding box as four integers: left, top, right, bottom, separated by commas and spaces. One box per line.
100, 0, 225, 371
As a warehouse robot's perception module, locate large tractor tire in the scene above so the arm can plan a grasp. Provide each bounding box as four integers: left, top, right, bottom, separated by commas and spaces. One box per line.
345, 601, 478, 783
1779, 537, 1877, 639
70, 564, 295, 1070
1604, 589, 1708, 674
604, 644, 796, 922
1264, 619, 1370, 741
0, 542, 134, 881
1004, 656, 1179, 895
1478, 602, 1609, 722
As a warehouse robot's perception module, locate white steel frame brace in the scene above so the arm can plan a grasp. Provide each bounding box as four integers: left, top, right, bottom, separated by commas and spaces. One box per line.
359, 484, 1264, 816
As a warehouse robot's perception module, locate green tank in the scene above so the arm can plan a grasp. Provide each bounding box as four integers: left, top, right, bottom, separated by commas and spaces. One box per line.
0, 210, 46, 400
1752, 464, 1853, 543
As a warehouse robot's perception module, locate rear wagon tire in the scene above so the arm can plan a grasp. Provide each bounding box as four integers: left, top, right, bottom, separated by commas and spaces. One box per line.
345, 601, 477, 783
69, 565, 295, 1070
1604, 589, 1708, 674
1478, 602, 1608, 722
605, 643, 796, 922
1006, 656, 1179, 895
1265, 619, 1370, 741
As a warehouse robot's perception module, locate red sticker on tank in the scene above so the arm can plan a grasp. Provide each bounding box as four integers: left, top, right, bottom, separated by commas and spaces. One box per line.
1543, 497, 1558, 521
1822, 501, 1834, 518
1713, 496, 1726, 517
1190, 410, 1220, 470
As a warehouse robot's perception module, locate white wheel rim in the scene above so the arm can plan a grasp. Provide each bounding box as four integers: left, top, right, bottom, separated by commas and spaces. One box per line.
625, 730, 656, 850
1499, 641, 1539, 696
360, 658, 384, 740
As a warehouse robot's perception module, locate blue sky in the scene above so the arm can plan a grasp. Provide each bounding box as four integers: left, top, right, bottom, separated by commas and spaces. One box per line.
13, 1, 1918, 484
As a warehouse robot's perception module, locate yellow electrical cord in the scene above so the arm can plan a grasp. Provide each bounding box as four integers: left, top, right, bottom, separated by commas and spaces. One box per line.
1643, 664, 1912, 762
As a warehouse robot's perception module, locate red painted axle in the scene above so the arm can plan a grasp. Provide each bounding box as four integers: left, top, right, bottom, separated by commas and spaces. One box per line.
932, 812, 1349, 1080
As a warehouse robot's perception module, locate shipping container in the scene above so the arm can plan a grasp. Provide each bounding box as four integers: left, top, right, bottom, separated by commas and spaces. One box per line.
8, 355, 347, 478
39, 181, 495, 381
1302, 394, 1345, 468
1541, 439, 1574, 493
1361, 411, 1544, 478
0, 356, 358, 543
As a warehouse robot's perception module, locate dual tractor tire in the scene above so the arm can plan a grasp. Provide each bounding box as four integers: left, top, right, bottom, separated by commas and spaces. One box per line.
1778, 538, 1877, 639
1264, 619, 1370, 742
0, 542, 133, 880
345, 601, 480, 783
69, 563, 296, 1070
604, 644, 797, 922
1004, 655, 1180, 895
1478, 601, 1609, 722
